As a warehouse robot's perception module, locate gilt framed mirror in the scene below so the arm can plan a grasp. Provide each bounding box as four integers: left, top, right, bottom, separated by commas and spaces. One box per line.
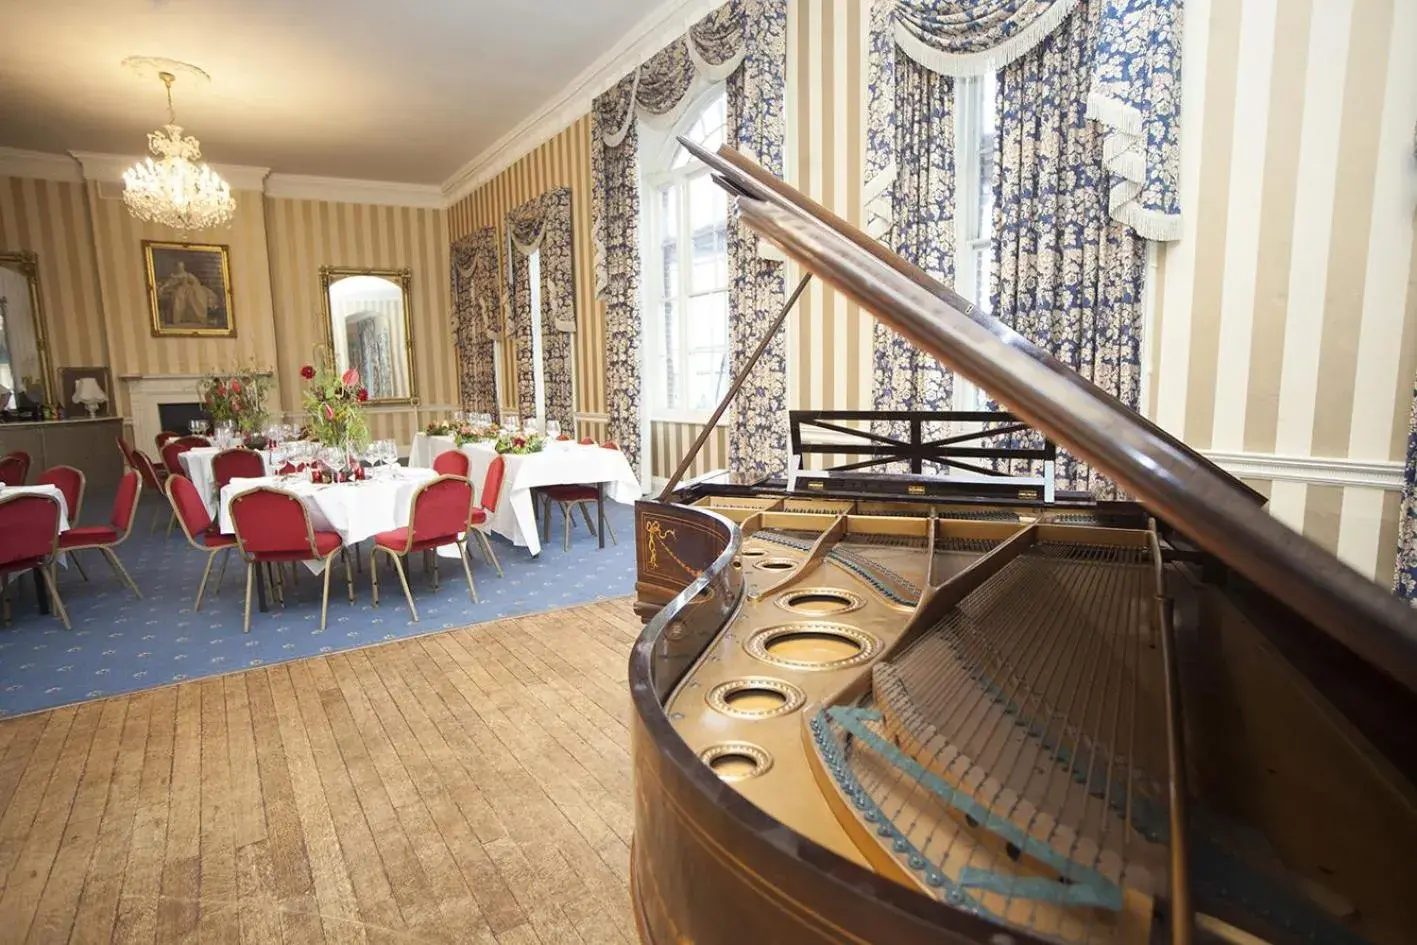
0, 251, 55, 410
319, 266, 417, 405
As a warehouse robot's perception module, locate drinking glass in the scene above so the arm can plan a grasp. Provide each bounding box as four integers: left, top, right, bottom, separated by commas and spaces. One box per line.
188, 419, 202, 435
503, 413, 519, 431
524, 418, 539, 435
546, 420, 561, 440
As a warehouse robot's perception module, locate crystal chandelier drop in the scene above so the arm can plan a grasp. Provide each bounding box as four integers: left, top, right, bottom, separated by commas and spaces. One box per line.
122, 71, 235, 230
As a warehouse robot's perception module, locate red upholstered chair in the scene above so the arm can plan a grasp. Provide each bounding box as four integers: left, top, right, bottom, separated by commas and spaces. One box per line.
115, 436, 137, 470
539, 441, 618, 552
0, 452, 28, 486
160, 439, 197, 478
212, 447, 265, 491
0, 491, 68, 628
468, 455, 505, 577
130, 450, 172, 533
57, 469, 142, 600
229, 487, 352, 633
166, 474, 238, 612
35, 465, 85, 523
36, 465, 89, 580
370, 475, 478, 620
432, 449, 470, 478
155, 430, 180, 452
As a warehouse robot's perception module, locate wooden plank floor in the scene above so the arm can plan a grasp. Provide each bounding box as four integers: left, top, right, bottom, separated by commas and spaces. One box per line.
0, 599, 641, 945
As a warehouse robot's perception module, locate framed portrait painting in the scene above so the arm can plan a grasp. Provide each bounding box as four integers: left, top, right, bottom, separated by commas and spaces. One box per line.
144, 240, 235, 337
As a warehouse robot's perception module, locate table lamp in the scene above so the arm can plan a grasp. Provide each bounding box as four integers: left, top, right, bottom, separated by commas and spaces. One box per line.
73, 376, 108, 417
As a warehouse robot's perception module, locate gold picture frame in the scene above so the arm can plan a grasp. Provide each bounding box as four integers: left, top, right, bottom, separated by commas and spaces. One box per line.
0, 250, 56, 407
144, 240, 236, 338
319, 266, 418, 405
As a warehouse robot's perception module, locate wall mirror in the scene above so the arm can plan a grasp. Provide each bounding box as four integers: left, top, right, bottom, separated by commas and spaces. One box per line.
0, 251, 55, 411
319, 266, 416, 404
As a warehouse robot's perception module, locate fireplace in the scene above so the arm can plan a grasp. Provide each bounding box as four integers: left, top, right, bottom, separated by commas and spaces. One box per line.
158, 402, 212, 435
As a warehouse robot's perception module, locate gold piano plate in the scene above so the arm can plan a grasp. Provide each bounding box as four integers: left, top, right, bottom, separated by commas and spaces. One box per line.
700, 742, 773, 781
744, 623, 880, 672
773, 587, 865, 617
706, 677, 806, 719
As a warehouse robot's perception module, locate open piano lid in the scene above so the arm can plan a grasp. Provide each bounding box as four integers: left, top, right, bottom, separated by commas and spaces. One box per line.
683, 138, 1417, 695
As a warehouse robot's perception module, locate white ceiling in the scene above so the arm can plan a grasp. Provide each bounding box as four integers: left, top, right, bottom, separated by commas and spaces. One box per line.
0, 0, 666, 185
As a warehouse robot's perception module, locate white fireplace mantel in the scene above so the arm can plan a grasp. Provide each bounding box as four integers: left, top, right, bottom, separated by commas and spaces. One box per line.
122, 374, 210, 452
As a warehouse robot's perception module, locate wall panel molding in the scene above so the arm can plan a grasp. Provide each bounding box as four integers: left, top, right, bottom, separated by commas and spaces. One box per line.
1204, 450, 1404, 490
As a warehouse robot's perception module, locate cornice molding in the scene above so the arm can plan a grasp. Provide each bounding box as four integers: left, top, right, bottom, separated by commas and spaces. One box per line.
440, 0, 730, 205
265, 173, 444, 209
70, 150, 272, 191
0, 147, 82, 183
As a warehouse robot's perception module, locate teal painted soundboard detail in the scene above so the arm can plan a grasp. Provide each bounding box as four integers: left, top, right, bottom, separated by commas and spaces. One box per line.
824, 706, 1125, 910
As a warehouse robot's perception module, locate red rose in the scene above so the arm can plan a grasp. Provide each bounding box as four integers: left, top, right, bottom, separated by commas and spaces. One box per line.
229, 380, 242, 393
357, 388, 369, 402
300, 364, 315, 380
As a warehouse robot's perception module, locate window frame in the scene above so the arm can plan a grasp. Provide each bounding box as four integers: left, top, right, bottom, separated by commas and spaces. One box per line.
640, 85, 733, 426
950, 72, 996, 413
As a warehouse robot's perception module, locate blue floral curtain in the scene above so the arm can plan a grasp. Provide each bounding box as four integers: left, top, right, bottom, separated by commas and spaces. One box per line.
506, 187, 576, 432
1396, 373, 1417, 602
590, 0, 787, 479
451, 228, 500, 416
991, 0, 1145, 496
868, 13, 956, 441
869, 0, 1180, 239
726, 0, 789, 481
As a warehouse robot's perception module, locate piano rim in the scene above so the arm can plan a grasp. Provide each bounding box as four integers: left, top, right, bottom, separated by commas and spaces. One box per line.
628, 501, 1059, 945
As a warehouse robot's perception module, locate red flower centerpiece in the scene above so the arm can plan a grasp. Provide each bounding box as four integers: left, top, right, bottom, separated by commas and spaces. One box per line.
301, 347, 370, 453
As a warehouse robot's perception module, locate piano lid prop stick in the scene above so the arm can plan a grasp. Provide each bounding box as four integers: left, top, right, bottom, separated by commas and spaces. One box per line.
657, 271, 812, 501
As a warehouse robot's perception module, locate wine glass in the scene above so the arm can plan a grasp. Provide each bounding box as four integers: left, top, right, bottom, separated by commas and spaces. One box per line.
524, 418, 539, 436
546, 420, 561, 440
188, 419, 203, 435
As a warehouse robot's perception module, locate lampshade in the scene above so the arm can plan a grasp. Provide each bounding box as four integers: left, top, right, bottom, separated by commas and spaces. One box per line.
73, 377, 108, 405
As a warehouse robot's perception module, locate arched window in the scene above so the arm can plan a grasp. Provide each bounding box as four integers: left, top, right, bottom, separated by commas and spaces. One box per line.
642, 88, 730, 419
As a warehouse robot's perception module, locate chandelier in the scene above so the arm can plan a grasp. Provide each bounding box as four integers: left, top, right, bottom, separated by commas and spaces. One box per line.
122, 70, 235, 230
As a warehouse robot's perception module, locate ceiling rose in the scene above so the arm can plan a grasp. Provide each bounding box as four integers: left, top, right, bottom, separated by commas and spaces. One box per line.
120, 59, 235, 231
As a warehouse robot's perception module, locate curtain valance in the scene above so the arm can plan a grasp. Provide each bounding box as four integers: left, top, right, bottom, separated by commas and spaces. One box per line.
870, 0, 1182, 241
596, 2, 745, 149
506, 187, 577, 333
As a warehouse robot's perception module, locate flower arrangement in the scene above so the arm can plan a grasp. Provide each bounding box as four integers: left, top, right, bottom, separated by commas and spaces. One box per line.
425, 420, 454, 437
454, 421, 501, 447
300, 350, 370, 449
198, 365, 271, 433
495, 430, 545, 455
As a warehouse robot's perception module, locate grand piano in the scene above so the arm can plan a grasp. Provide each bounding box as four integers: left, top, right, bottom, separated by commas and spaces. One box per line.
627, 143, 1417, 945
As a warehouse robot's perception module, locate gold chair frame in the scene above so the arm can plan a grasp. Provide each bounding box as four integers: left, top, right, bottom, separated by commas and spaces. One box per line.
229, 486, 354, 633
371, 474, 479, 622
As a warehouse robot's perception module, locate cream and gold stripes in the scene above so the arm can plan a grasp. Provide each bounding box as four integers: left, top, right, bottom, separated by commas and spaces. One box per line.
649, 421, 731, 480
84, 186, 279, 416
1154, 0, 1416, 583
788, 0, 873, 425
263, 197, 454, 418
447, 116, 604, 420
0, 176, 107, 373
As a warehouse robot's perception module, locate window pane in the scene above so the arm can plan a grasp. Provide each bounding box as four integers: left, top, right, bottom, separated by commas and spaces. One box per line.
976, 72, 997, 241
687, 291, 728, 350
687, 350, 730, 411
687, 173, 726, 233
661, 297, 680, 409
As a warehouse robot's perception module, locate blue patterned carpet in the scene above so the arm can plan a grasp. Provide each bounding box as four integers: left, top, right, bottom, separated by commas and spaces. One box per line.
0, 490, 637, 718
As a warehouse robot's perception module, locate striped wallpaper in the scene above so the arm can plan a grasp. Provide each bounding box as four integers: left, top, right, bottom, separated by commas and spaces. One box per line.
0, 176, 108, 375
264, 196, 455, 446
1152, 0, 1416, 583
447, 117, 605, 421
85, 186, 279, 415
0, 174, 454, 447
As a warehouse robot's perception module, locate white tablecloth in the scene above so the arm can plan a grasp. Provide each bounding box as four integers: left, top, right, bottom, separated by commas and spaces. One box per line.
217, 467, 454, 571
180, 447, 275, 516
408, 433, 641, 555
